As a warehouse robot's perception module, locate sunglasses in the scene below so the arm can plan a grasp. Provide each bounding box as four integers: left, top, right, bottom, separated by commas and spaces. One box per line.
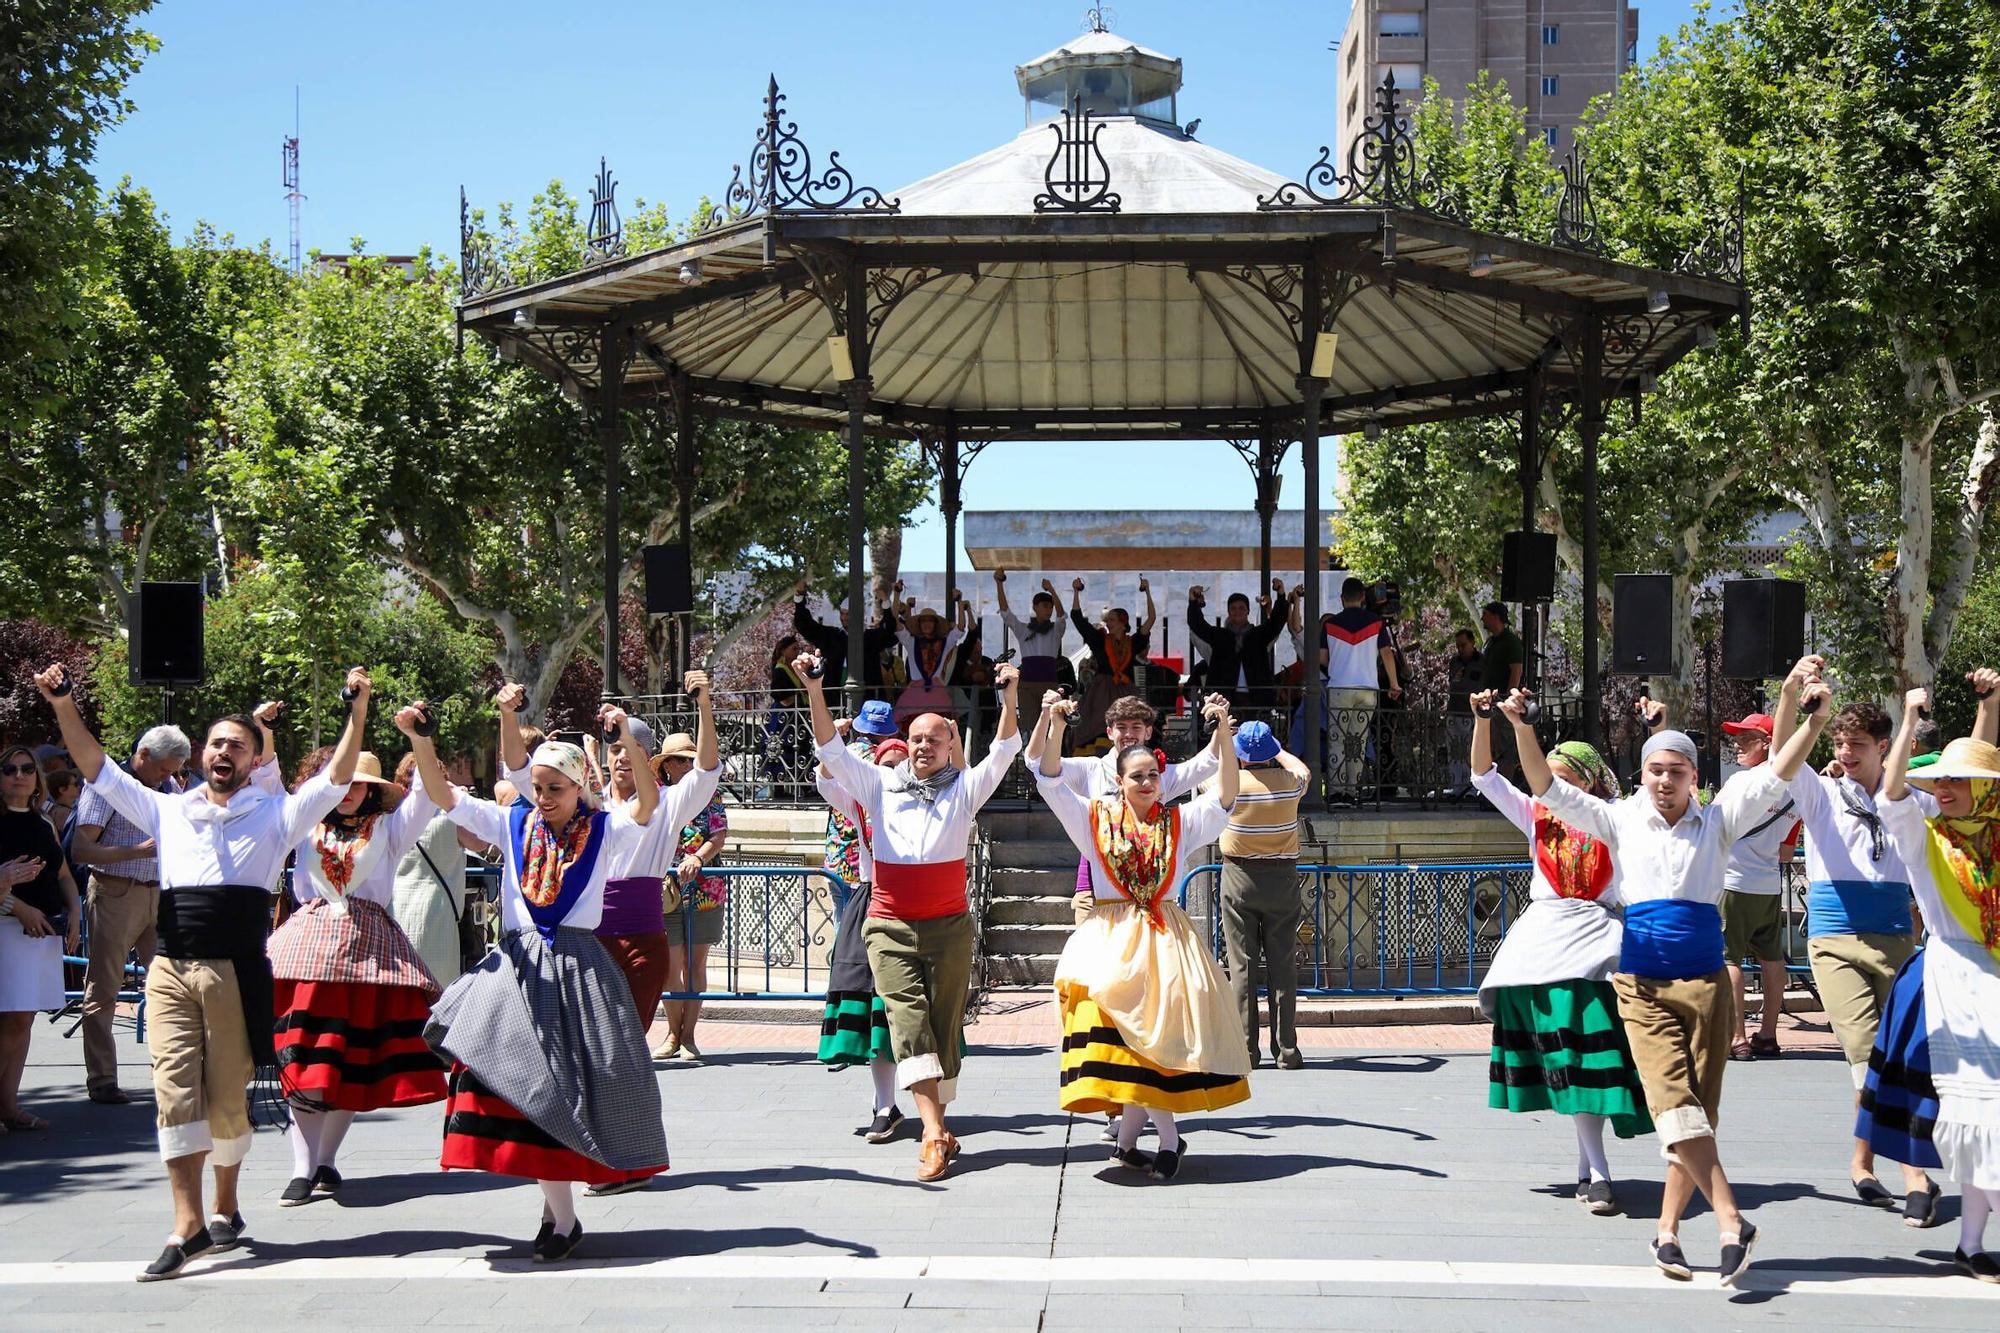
0, 763, 36, 777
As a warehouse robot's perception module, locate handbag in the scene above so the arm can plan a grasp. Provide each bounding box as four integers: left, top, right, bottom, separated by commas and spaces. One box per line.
660, 874, 684, 919
414, 841, 487, 974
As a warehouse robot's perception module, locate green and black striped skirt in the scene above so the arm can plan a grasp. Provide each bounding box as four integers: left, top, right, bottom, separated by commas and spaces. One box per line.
1489, 978, 1653, 1138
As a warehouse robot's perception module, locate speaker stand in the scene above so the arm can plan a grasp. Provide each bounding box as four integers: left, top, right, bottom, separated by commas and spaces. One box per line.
159, 686, 175, 728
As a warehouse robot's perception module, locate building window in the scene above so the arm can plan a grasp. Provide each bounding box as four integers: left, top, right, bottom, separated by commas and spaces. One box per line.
1378, 62, 1422, 91
1380, 12, 1421, 38
1346, 39, 1358, 71
1543, 23, 1560, 44
1543, 126, 1561, 147
1541, 75, 1559, 96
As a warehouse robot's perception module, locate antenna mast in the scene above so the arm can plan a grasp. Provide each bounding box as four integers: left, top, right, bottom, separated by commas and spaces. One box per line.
281, 87, 303, 275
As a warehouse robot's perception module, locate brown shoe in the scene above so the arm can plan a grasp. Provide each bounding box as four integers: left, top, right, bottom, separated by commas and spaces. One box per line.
88, 1086, 133, 1105
916, 1133, 961, 1182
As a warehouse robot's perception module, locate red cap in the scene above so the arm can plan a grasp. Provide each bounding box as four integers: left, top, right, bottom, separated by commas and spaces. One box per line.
1721, 713, 1776, 737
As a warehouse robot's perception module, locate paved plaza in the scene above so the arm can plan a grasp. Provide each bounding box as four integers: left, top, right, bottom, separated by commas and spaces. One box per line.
1, 1003, 1996, 1331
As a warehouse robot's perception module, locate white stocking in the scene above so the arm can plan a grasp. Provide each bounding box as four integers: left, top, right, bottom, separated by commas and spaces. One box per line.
1149, 1109, 1181, 1153
317, 1109, 356, 1170
1116, 1105, 1146, 1152
539, 1179, 577, 1233
288, 1109, 325, 1178
870, 1056, 898, 1113
1962, 1183, 1995, 1255
1574, 1113, 1611, 1183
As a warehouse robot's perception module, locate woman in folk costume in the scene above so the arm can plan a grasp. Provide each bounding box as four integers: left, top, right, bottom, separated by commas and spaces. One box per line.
1468, 690, 1651, 1218
1031, 689, 1250, 1181
892, 593, 968, 731
815, 721, 914, 1142
402, 699, 666, 1264
255, 685, 445, 1208
1865, 686, 2000, 1282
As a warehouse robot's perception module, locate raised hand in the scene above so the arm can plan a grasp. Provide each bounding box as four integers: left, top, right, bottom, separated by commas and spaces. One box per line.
1040, 577, 1056, 595
1803, 680, 1835, 715
1497, 687, 1533, 723
1071, 577, 1085, 593
685, 669, 711, 699
1271, 575, 1285, 595
994, 568, 1007, 585
796, 652, 826, 688
495, 682, 527, 714
1635, 696, 1666, 730
1138, 576, 1150, 593
1188, 585, 1206, 606
33, 663, 70, 701
994, 662, 1020, 693
392, 704, 429, 739
1906, 685, 1930, 719
1470, 688, 1498, 718
1200, 695, 1232, 728
1969, 666, 2000, 700
254, 700, 285, 726
597, 703, 631, 742
1786, 655, 1825, 692
344, 667, 372, 705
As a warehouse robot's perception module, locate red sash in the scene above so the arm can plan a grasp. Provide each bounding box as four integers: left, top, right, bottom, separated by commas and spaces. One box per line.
870, 858, 968, 921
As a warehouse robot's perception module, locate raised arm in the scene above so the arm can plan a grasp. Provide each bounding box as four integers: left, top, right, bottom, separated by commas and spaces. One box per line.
799, 651, 838, 748
1973, 666, 2000, 745
1771, 680, 1833, 782
1769, 654, 1821, 755
1203, 695, 1237, 811
252, 699, 285, 772
33, 663, 107, 782
690, 668, 719, 774
324, 667, 370, 787
991, 661, 1021, 746
1884, 685, 1926, 803
1186, 588, 1221, 646
993, 569, 1013, 617
1138, 577, 1157, 635
1037, 693, 1073, 778
495, 681, 530, 776
599, 702, 656, 826
1470, 688, 1498, 776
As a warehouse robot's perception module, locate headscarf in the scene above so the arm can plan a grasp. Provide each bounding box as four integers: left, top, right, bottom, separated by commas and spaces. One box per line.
1640, 730, 1700, 768
529, 741, 599, 808
1924, 776, 2000, 960
1549, 740, 1619, 799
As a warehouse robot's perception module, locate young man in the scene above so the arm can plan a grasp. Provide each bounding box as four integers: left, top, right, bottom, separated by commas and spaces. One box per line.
1770, 658, 1999, 1223
1318, 577, 1401, 796
1715, 713, 1800, 1061
37, 662, 366, 1282
68, 724, 190, 1104
994, 570, 1067, 725
1187, 578, 1291, 713
792, 580, 898, 698
1219, 721, 1310, 1070
801, 652, 1022, 1182
1505, 681, 1832, 1286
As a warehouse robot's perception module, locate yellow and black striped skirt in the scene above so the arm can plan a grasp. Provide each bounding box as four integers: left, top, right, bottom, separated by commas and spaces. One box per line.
1058, 991, 1251, 1115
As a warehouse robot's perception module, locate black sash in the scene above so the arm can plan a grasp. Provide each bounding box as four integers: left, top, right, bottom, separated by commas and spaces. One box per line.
159, 886, 277, 1065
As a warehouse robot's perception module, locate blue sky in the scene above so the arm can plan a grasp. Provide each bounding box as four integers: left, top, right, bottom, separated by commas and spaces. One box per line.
94, 0, 1704, 570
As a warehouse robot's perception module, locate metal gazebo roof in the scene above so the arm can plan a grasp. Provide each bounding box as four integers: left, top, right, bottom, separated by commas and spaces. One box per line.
453, 19, 1746, 768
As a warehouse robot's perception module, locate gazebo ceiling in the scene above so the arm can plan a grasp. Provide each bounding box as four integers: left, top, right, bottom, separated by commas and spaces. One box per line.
457, 26, 1745, 443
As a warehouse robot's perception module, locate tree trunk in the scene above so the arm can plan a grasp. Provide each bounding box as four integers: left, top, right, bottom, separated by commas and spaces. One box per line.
870, 525, 902, 607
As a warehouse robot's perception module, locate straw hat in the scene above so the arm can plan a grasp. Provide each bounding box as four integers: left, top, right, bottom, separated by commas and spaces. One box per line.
656, 732, 697, 758
1907, 737, 2000, 787
349, 751, 401, 788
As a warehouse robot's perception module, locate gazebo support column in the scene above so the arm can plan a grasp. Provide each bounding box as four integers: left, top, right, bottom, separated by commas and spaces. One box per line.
1253, 423, 1281, 592
1297, 376, 1326, 806
671, 368, 698, 683
940, 423, 961, 611
597, 328, 629, 700
1518, 365, 1542, 688
841, 260, 873, 718
1579, 318, 1604, 745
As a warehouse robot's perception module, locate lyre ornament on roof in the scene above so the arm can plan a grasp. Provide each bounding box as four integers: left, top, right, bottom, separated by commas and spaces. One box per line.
584, 157, 624, 264
1675, 167, 1747, 284
701, 76, 901, 232
1550, 141, 1607, 256
1257, 73, 1460, 220
1083, 5, 1117, 34
1034, 95, 1122, 213
458, 185, 506, 301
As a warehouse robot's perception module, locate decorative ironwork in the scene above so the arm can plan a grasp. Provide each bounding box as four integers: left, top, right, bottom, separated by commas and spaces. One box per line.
1676, 169, 1746, 283
1083, 4, 1116, 32
1034, 96, 1122, 213
866, 265, 977, 342
458, 186, 506, 300
1208, 264, 1304, 340
1259, 73, 1440, 215
584, 157, 624, 264
1550, 141, 1608, 256
703, 77, 901, 232
789, 243, 852, 337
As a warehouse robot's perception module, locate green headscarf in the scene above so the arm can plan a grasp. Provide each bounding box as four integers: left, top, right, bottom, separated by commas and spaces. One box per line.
1549, 740, 1619, 799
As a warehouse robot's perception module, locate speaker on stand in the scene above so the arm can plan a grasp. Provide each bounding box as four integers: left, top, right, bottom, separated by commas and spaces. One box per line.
128, 581, 207, 724
642, 544, 696, 688
1501, 531, 1558, 689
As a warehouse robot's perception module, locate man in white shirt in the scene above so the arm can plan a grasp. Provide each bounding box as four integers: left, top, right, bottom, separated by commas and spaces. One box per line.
801, 653, 1021, 1183
38, 662, 364, 1282
993, 570, 1067, 726
1715, 714, 1799, 1061
1506, 682, 1831, 1287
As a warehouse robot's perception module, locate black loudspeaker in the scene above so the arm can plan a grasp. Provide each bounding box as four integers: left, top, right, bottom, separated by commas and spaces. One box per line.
1500, 531, 1557, 604
128, 582, 206, 685
642, 544, 694, 615
1611, 574, 1676, 675
1722, 578, 1806, 679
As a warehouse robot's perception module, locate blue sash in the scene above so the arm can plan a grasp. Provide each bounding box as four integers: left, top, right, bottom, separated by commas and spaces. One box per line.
1620, 899, 1725, 980
1806, 879, 1914, 939
507, 804, 608, 941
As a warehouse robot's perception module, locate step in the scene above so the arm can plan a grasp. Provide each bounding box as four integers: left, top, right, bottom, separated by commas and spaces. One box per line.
985, 895, 1079, 926
984, 923, 1075, 956
988, 839, 1083, 870
983, 952, 1060, 985
980, 809, 1068, 840
987, 866, 1080, 899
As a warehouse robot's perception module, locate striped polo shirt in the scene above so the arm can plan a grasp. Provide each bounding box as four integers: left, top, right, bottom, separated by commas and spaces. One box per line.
1221, 766, 1306, 859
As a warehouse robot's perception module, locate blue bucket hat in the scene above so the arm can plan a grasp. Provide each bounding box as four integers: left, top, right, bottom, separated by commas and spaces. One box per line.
854, 699, 900, 738
1233, 720, 1281, 763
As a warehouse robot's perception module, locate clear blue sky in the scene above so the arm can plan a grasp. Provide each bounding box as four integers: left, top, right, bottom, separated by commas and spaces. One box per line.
94, 0, 1704, 571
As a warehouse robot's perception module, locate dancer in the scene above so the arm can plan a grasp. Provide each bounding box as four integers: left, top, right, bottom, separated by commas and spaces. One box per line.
1186, 578, 1291, 713
261, 719, 447, 1208
1714, 712, 1800, 1062
1032, 690, 1250, 1180
36, 662, 362, 1282
1767, 657, 2000, 1222
1504, 683, 1831, 1285
994, 570, 1068, 725
821, 700, 904, 918
891, 594, 968, 731
1468, 693, 1650, 1217
404, 699, 668, 1263
1869, 687, 2000, 1281
816, 730, 914, 1142
801, 652, 1022, 1181
656, 736, 730, 1062
1070, 577, 1157, 747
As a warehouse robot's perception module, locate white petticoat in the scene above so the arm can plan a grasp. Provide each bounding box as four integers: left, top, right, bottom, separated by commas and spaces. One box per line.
1923, 933, 2000, 1190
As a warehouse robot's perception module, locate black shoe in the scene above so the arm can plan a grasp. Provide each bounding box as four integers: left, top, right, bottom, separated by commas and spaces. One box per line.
1578, 1179, 1618, 1216
1955, 1248, 2000, 1283
1110, 1146, 1153, 1171
1650, 1237, 1692, 1280
864, 1107, 906, 1144
310, 1166, 342, 1196
1717, 1222, 1758, 1288
1904, 1182, 1942, 1228
583, 1176, 651, 1197
205, 1212, 245, 1251
1150, 1147, 1183, 1181
137, 1229, 214, 1283
534, 1215, 555, 1249
279, 1176, 315, 1207
1276, 1050, 1304, 1071
534, 1220, 583, 1263
1851, 1175, 1896, 1207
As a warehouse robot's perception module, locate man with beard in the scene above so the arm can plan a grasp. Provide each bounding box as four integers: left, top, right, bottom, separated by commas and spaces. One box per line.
1187, 578, 1291, 713
36, 662, 364, 1282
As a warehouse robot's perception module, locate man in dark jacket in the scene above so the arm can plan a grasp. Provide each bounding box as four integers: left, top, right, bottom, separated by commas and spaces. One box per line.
1188, 577, 1291, 713
793, 582, 899, 696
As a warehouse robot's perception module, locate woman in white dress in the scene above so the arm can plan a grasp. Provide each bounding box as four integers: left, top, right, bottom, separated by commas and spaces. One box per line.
0, 745, 81, 1133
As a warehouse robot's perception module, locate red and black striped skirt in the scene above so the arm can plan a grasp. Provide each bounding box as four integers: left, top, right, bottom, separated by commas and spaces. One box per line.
272, 978, 446, 1112
440, 1063, 667, 1185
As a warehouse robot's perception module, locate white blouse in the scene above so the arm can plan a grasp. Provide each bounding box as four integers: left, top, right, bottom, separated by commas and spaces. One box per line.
1035, 771, 1229, 903
446, 796, 646, 934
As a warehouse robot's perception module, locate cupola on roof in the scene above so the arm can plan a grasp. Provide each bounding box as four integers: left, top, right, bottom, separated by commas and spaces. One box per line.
1015, 20, 1182, 126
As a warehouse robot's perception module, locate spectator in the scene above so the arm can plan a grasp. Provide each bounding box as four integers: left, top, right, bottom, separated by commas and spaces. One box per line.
655, 736, 730, 1063
1319, 578, 1400, 796
1373, 583, 1410, 796
1070, 577, 1157, 746
34, 743, 70, 781
1912, 717, 1943, 758
792, 581, 899, 696
1481, 602, 1527, 778
951, 619, 996, 761
1187, 578, 1291, 714
1443, 629, 1482, 796
764, 635, 811, 797
44, 768, 81, 836
891, 594, 967, 731
994, 570, 1066, 727
0, 744, 82, 1131
389, 750, 483, 990
68, 724, 189, 1105
1220, 722, 1311, 1070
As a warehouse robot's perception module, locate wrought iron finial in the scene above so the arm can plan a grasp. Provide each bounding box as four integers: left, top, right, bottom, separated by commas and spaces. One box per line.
1551, 140, 1607, 256
458, 185, 504, 300
1083, 5, 1117, 33
585, 157, 624, 264
1676, 166, 1745, 283
701, 76, 900, 232
1034, 95, 1121, 213
1258, 72, 1441, 215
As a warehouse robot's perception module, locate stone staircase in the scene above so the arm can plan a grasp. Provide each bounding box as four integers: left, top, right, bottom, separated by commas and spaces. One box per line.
978, 807, 1081, 986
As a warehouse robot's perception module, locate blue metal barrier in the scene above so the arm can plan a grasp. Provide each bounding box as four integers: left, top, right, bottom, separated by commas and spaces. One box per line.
1177, 861, 1533, 996
655, 866, 851, 1001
